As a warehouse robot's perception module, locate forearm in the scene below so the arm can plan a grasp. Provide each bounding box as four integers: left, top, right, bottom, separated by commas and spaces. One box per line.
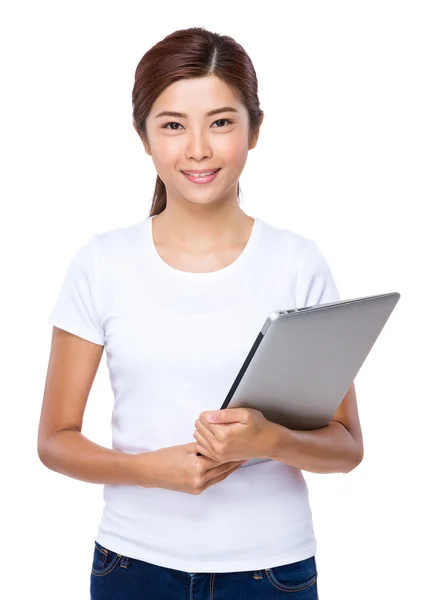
265, 421, 364, 474
38, 429, 148, 486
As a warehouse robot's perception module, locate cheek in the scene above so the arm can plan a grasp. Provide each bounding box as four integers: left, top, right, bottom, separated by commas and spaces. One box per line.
150, 138, 180, 170
219, 135, 249, 167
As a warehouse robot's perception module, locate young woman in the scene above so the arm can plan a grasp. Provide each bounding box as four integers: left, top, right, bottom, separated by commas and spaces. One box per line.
38, 26, 364, 600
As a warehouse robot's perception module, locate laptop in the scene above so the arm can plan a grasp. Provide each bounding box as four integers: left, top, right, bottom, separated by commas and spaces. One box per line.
220, 292, 400, 467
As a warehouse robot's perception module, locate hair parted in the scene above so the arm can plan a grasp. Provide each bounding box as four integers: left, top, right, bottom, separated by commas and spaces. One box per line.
132, 27, 263, 216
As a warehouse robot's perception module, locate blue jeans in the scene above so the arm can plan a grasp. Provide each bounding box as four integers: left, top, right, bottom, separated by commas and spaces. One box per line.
90, 541, 319, 599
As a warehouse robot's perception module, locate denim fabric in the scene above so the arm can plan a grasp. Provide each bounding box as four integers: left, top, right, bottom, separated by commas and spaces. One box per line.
90, 541, 319, 599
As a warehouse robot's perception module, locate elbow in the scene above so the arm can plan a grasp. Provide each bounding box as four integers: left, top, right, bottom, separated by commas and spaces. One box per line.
37, 437, 52, 468
343, 446, 364, 474
37, 427, 80, 470
340, 425, 364, 473
37, 431, 60, 469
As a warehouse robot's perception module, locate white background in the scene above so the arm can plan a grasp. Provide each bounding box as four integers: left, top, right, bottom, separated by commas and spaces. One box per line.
1, 1, 434, 598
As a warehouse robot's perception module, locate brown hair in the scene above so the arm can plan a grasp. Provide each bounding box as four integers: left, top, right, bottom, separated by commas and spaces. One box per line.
132, 27, 263, 216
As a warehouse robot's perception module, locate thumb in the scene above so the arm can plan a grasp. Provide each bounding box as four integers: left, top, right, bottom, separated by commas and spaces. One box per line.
185, 442, 200, 453
208, 409, 246, 424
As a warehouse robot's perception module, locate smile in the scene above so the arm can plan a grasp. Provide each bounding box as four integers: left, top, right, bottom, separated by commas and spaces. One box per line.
182, 169, 221, 184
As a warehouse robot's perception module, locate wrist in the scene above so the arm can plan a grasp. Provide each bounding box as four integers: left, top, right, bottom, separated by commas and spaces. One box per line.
127, 450, 159, 488
115, 450, 139, 485
260, 422, 284, 460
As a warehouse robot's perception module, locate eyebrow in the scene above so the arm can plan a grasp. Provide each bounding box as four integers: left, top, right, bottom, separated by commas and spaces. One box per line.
154, 106, 239, 119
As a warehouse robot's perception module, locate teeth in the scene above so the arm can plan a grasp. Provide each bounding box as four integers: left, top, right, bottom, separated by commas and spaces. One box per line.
185, 171, 216, 178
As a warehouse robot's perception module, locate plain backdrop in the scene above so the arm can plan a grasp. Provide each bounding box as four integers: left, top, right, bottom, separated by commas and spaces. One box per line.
1, 1, 434, 598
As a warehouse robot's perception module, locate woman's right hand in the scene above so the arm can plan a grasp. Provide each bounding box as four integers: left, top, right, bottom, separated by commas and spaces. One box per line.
132, 442, 247, 495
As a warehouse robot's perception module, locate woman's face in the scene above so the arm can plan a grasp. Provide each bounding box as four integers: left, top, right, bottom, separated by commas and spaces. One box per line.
143, 75, 261, 209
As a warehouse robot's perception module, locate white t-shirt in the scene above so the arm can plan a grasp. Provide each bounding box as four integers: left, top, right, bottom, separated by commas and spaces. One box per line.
48, 214, 340, 573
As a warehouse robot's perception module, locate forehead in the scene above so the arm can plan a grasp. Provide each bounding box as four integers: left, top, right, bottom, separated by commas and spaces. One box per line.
150, 75, 244, 116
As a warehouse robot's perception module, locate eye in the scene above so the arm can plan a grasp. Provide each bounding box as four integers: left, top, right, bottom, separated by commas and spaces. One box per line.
161, 119, 233, 130
162, 122, 183, 130
212, 119, 233, 128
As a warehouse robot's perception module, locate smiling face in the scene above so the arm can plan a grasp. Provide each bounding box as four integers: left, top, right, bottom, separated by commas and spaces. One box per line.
142, 75, 262, 209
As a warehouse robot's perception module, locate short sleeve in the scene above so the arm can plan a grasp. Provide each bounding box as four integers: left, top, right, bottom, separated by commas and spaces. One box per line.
47, 235, 105, 346
296, 241, 340, 307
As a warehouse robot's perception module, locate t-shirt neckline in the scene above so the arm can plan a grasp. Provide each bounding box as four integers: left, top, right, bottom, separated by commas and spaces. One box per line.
144, 215, 262, 281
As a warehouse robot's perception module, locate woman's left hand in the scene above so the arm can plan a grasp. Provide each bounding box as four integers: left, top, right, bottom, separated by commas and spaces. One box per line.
193, 408, 278, 462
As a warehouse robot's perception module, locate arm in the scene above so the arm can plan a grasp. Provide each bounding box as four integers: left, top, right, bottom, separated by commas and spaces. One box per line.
266, 383, 364, 473
194, 242, 363, 472
195, 384, 363, 474
38, 327, 154, 486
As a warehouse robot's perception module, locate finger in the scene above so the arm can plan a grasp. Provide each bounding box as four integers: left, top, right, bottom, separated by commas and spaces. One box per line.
207, 408, 249, 424
197, 415, 218, 438
206, 460, 244, 482
188, 441, 204, 454
195, 421, 231, 457
202, 463, 242, 491
193, 430, 215, 459
195, 418, 218, 441
197, 417, 230, 446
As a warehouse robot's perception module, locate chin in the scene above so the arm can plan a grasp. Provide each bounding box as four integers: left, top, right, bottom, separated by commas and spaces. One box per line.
174, 189, 225, 206
166, 179, 237, 207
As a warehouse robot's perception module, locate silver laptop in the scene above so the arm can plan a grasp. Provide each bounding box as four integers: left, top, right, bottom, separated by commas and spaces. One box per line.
221, 292, 400, 467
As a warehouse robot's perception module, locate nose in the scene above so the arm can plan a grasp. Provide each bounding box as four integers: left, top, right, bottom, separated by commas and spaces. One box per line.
185, 127, 213, 162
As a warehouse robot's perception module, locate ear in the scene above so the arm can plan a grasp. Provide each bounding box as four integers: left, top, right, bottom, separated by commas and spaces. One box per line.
133, 120, 152, 155
140, 136, 152, 156
248, 112, 264, 150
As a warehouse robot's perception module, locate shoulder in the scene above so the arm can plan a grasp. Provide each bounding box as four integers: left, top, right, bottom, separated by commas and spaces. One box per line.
92, 218, 147, 256
257, 216, 320, 259
74, 218, 149, 287
257, 216, 339, 303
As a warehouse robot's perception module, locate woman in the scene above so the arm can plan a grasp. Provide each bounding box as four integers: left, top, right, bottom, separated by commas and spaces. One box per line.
38, 26, 364, 599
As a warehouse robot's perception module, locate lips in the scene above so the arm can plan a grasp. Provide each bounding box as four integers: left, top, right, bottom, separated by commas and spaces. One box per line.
181, 169, 221, 184
181, 169, 220, 177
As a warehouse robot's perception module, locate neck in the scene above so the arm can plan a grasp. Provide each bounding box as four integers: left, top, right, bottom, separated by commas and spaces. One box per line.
152, 201, 253, 248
